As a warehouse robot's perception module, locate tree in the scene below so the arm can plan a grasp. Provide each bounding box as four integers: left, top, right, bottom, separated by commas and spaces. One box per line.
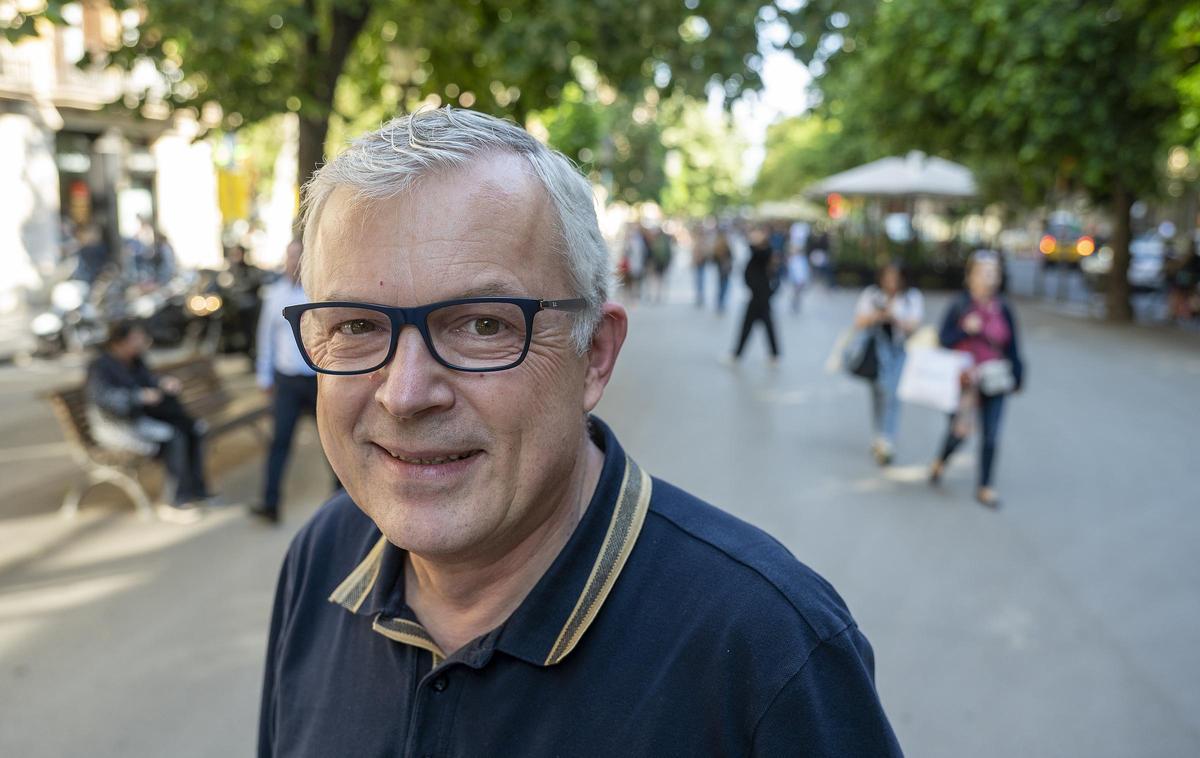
808, 0, 1195, 321
77, 0, 806, 190
752, 114, 880, 203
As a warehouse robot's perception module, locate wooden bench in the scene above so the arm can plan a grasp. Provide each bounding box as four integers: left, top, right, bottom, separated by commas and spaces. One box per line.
43, 355, 270, 520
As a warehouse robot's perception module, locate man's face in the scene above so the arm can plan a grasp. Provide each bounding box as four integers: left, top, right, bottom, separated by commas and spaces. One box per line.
307, 155, 601, 559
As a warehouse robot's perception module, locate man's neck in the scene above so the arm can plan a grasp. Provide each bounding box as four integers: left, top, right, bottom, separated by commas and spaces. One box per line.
404, 434, 606, 656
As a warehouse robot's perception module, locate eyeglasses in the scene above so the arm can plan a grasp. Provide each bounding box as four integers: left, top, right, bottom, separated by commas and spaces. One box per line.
282, 297, 587, 375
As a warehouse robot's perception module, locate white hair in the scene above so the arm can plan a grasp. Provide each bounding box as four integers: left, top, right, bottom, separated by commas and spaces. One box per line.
300, 107, 612, 353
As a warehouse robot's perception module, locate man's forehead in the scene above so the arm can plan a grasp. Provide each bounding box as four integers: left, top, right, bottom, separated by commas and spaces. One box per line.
317, 155, 547, 242
307, 156, 564, 298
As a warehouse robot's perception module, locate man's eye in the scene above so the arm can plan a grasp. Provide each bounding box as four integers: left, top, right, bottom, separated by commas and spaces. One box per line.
336, 320, 377, 336
469, 318, 502, 336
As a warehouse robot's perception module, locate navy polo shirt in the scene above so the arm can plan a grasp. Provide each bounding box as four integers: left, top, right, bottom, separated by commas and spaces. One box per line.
258, 418, 901, 757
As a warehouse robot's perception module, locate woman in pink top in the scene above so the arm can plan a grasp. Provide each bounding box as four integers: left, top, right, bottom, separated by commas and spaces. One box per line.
928, 252, 1025, 509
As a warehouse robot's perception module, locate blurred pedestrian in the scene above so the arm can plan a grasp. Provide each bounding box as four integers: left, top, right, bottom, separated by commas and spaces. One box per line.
70, 224, 111, 286
727, 227, 780, 363
691, 220, 715, 308
853, 262, 924, 465
621, 222, 647, 302
644, 224, 674, 304
250, 239, 329, 524
130, 219, 177, 286
224, 244, 267, 359
86, 319, 212, 522
809, 226, 833, 288
929, 252, 1025, 508
787, 249, 811, 315
713, 223, 734, 313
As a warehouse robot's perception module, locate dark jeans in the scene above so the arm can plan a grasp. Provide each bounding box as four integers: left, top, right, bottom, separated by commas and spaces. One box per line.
263, 372, 321, 513
938, 393, 1006, 488
145, 397, 209, 505
734, 300, 779, 358
716, 270, 731, 313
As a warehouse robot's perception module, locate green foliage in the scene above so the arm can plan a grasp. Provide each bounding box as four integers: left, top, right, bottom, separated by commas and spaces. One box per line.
659, 98, 747, 216
817, 0, 1185, 204
92, 0, 798, 185
751, 114, 880, 202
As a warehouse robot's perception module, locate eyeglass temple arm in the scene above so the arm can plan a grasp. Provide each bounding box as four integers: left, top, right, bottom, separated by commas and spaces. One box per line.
540, 298, 588, 312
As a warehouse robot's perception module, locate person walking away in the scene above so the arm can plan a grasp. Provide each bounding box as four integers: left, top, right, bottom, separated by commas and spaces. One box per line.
929, 252, 1025, 509
645, 225, 674, 304
250, 239, 335, 524
713, 224, 734, 314
691, 221, 715, 308
809, 226, 833, 288
853, 262, 923, 465
622, 222, 647, 302
86, 319, 212, 522
727, 227, 781, 364
787, 249, 811, 315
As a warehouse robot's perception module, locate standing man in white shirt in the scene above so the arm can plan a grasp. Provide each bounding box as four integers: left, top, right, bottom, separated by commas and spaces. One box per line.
251, 238, 329, 523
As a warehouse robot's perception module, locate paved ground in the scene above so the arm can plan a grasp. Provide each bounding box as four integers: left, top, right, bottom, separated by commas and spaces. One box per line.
1, 270, 1198, 757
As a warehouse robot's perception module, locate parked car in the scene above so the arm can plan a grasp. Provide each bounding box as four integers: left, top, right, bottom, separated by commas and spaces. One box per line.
1039, 211, 1096, 267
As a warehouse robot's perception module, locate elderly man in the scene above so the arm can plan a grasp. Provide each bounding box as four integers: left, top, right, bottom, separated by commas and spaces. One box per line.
258, 109, 901, 757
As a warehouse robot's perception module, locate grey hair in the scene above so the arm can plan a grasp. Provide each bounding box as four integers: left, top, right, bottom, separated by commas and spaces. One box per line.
300, 107, 612, 353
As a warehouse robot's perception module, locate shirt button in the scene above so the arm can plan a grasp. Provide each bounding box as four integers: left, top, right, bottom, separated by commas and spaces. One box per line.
432, 676, 448, 692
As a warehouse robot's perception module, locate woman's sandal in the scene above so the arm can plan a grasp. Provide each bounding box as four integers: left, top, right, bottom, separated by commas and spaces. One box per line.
928, 461, 944, 486
976, 488, 1002, 510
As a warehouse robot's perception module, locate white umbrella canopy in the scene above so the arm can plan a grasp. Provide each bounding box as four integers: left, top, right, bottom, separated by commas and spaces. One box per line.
805, 151, 978, 199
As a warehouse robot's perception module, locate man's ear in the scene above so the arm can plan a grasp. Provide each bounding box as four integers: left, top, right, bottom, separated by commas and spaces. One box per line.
582, 302, 628, 413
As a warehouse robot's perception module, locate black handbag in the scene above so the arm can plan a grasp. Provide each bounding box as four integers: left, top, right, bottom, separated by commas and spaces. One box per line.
844, 328, 880, 381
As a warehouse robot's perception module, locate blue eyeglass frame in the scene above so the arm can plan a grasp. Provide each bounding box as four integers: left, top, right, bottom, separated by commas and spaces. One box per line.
281, 296, 588, 375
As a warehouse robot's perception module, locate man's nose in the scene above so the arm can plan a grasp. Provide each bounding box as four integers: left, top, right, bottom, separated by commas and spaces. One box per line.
373, 326, 455, 419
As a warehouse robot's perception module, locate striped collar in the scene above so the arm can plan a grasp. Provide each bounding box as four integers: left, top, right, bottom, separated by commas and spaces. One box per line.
327, 417, 652, 667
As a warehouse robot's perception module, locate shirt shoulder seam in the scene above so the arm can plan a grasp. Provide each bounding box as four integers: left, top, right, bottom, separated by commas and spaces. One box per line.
747, 624, 859, 748
645, 507, 846, 642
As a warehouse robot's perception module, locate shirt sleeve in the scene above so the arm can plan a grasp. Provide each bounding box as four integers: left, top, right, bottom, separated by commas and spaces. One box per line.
854, 287, 878, 319
750, 626, 903, 757
256, 284, 278, 390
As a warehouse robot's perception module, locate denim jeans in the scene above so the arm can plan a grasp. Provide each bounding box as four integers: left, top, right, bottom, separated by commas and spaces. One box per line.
870, 337, 906, 445
939, 392, 1007, 488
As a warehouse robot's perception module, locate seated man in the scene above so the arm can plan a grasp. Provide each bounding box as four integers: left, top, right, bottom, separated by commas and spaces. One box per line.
258, 108, 902, 756
86, 319, 211, 522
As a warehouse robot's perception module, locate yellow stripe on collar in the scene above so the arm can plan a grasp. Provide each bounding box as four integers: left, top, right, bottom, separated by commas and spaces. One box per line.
328, 534, 388, 613
544, 456, 652, 666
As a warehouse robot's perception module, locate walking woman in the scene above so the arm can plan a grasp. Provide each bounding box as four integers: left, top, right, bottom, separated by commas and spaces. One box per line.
727, 227, 780, 363
854, 262, 924, 465
929, 252, 1025, 509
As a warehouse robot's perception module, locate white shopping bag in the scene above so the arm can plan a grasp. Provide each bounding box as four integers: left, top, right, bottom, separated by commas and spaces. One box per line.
897, 347, 973, 413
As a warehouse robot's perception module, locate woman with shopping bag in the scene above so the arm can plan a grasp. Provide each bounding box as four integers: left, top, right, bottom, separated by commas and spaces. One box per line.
928, 252, 1026, 509
853, 262, 924, 465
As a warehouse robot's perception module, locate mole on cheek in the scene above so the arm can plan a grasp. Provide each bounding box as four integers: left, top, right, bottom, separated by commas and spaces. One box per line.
379, 280, 384, 287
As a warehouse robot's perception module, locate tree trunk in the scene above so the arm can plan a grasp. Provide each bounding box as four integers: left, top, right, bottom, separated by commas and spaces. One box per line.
1107, 185, 1133, 322
295, 2, 371, 196
297, 115, 330, 196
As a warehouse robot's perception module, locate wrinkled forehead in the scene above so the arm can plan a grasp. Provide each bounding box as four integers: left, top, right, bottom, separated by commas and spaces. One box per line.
304, 156, 566, 301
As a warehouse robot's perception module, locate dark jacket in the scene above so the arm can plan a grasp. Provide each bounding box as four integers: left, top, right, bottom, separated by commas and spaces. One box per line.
86, 352, 161, 422
938, 292, 1025, 390
744, 244, 777, 302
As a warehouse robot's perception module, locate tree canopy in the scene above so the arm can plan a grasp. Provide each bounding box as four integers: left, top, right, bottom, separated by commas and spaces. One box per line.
784, 0, 1200, 320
